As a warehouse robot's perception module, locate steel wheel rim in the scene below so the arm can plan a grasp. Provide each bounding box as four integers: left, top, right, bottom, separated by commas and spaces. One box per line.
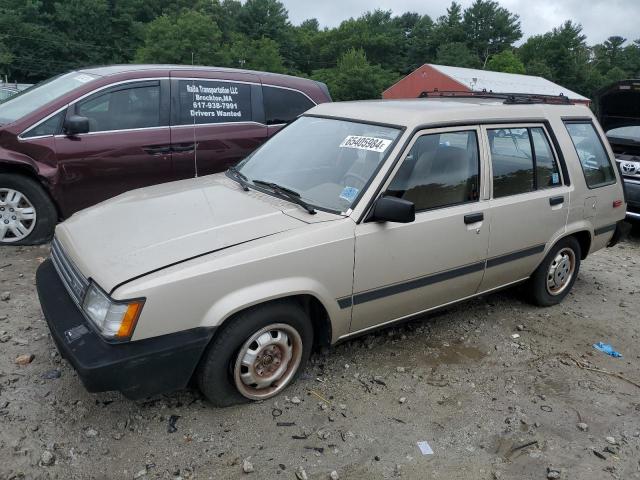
233, 323, 303, 400
0, 188, 37, 242
546, 247, 576, 296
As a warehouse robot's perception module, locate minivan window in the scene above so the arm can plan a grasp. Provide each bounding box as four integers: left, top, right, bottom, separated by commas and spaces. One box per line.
564, 122, 616, 188
76, 84, 161, 132
489, 128, 534, 197
263, 86, 314, 125
22, 111, 66, 138
0, 72, 99, 125
387, 130, 479, 211
175, 80, 252, 125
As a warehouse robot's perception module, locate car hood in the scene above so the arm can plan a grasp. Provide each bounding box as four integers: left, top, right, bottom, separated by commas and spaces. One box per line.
55, 174, 329, 294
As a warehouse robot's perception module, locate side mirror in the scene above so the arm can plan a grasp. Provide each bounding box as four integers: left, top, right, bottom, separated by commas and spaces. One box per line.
368, 196, 415, 223
63, 115, 90, 136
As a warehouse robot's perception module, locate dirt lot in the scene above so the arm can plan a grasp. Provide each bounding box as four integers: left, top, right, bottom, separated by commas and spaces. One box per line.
1, 229, 639, 480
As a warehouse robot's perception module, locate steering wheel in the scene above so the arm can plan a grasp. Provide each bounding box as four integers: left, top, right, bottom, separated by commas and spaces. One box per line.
343, 172, 368, 190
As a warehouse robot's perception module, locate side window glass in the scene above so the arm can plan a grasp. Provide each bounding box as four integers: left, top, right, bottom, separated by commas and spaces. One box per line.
77, 84, 161, 132
176, 80, 252, 125
22, 110, 65, 138
489, 128, 534, 197
387, 130, 479, 211
263, 86, 314, 125
564, 122, 616, 188
531, 127, 561, 188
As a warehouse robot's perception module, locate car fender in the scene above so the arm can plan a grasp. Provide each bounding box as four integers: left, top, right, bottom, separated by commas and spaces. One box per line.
199, 276, 347, 339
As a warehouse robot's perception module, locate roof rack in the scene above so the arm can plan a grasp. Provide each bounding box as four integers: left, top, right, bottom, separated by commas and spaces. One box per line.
418, 90, 574, 105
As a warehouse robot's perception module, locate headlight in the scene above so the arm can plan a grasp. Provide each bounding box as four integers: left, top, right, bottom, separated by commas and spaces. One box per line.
82, 282, 144, 340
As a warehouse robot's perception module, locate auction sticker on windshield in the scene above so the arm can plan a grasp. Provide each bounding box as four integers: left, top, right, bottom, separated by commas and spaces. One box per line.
340, 135, 392, 153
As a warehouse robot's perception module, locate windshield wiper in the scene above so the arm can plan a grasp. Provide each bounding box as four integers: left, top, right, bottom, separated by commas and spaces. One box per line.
227, 166, 250, 191
252, 180, 316, 214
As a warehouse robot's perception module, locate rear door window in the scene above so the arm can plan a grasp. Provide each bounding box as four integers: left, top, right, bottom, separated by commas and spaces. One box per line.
564, 121, 616, 188
488, 126, 562, 197
530, 127, 561, 189
175, 79, 252, 125
263, 86, 314, 125
488, 128, 535, 197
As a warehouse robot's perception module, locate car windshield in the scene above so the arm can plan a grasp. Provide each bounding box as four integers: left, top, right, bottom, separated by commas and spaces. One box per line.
237, 116, 402, 213
0, 71, 99, 124
607, 126, 640, 142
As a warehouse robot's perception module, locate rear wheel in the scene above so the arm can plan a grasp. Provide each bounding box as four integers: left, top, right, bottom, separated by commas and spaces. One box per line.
527, 236, 581, 306
197, 301, 313, 407
0, 174, 57, 245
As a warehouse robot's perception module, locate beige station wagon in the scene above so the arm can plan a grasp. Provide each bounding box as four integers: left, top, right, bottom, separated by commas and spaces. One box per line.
36, 95, 628, 406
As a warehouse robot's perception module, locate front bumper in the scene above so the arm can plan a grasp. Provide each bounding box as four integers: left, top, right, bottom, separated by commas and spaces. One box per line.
36, 259, 214, 399
623, 178, 640, 220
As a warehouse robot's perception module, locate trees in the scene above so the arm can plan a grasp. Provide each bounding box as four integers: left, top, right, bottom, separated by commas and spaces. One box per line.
486, 50, 525, 74
462, 0, 522, 67
135, 10, 225, 65
312, 48, 396, 101
0, 0, 638, 101
435, 43, 481, 68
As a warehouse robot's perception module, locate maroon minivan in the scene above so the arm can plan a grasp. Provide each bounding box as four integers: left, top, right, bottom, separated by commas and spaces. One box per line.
0, 65, 331, 245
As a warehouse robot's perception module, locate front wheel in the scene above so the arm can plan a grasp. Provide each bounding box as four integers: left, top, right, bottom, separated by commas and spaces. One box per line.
197, 301, 313, 407
527, 236, 581, 306
0, 174, 57, 245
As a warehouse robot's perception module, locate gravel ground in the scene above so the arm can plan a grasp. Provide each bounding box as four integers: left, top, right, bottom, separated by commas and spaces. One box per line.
1, 228, 639, 480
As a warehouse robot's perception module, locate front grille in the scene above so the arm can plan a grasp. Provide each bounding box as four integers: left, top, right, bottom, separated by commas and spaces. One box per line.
51, 237, 89, 306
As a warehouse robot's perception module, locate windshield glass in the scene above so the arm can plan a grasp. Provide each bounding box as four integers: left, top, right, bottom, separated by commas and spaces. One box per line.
607, 126, 640, 142
0, 71, 99, 124
237, 116, 402, 213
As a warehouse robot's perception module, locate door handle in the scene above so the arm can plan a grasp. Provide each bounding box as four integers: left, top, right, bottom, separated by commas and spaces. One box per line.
464, 212, 484, 224
171, 143, 195, 153
549, 195, 565, 206
143, 145, 171, 155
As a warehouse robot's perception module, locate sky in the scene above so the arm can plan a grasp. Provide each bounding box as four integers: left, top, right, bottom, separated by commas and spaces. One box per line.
280, 0, 640, 46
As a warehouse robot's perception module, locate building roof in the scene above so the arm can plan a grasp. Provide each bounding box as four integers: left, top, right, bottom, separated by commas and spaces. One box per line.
308, 97, 592, 129
426, 64, 589, 101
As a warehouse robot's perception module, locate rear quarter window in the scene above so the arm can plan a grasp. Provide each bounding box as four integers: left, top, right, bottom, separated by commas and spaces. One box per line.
263, 86, 314, 125
564, 122, 616, 188
175, 80, 252, 125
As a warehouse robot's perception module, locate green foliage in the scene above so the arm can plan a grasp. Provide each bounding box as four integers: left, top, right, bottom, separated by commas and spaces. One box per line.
135, 10, 225, 65
486, 50, 525, 74
0, 0, 638, 100
311, 48, 397, 101
462, 0, 522, 66
227, 35, 286, 73
436, 43, 481, 68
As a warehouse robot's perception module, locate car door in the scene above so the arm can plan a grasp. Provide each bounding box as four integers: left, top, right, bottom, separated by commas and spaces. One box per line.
349, 127, 490, 334
54, 79, 172, 215
169, 70, 267, 179
478, 124, 570, 292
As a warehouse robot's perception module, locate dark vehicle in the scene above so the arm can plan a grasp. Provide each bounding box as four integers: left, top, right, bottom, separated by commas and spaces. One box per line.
596, 80, 640, 220
0, 65, 331, 244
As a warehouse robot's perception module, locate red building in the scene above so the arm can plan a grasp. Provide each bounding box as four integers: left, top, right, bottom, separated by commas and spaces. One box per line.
383, 64, 590, 105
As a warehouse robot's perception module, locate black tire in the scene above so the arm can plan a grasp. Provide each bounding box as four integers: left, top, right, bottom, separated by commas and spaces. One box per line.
527, 236, 581, 307
0, 173, 57, 245
197, 301, 313, 407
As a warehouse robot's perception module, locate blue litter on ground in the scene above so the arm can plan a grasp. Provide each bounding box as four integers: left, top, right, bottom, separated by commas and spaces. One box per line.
593, 342, 622, 358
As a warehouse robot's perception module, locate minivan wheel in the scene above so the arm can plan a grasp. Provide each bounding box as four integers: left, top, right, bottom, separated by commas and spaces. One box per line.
0, 174, 57, 245
197, 301, 313, 407
527, 236, 581, 306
